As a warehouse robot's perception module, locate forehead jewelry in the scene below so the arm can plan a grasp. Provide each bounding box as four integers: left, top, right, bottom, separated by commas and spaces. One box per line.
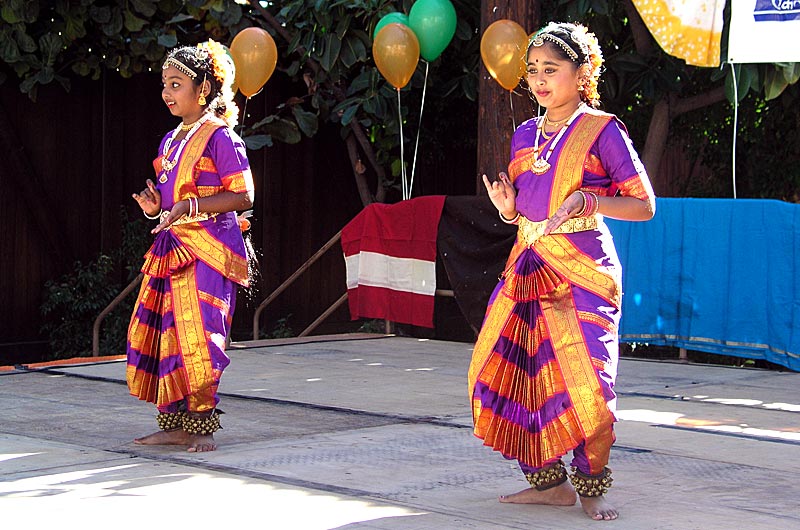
162, 55, 197, 79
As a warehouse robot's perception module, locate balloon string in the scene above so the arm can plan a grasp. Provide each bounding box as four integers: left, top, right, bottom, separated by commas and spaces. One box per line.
409, 60, 429, 199
239, 96, 250, 137
397, 88, 408, 200
509, 90, 516, 130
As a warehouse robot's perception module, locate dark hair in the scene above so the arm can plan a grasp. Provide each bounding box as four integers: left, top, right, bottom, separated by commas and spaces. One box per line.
163, 41, 239, 127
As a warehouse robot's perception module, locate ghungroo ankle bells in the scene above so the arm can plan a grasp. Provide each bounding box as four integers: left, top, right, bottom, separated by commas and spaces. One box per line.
156, 412, 185, 431
525, 460, 569, 491
570, 467, 613, 497
182, 411, 222, 435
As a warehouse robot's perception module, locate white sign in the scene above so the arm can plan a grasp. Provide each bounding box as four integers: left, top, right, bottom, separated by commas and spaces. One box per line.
728, 0, 800, 63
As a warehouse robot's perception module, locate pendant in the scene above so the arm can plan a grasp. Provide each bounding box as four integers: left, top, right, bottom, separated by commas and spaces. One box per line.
159, 172, 168, 184
530, 157, 551, 175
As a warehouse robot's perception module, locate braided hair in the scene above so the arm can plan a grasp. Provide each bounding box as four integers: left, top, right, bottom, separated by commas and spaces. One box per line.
162, 40, 239, 127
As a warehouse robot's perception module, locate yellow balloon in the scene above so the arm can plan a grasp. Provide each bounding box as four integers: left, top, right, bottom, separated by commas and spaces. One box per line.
230, 27, 278, 97
480, 20, 528, 91
373, 23, 420, 90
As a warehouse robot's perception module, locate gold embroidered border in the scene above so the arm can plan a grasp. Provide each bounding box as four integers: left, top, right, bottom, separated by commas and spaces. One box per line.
540, 283, 614, 440
548, 114, 612, 216
578, 310, 616, 334
618, 174, 656, 202
508, 147, 537, 181
199, 290, 230, 314
171, 264, 212, 396
221, 169, 253, 194
468, 290, 516, 401
173, 224, 249, 286
173, 119, 223, 204
536, 236, 620, 307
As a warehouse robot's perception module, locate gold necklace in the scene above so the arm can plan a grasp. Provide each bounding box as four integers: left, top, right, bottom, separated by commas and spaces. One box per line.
544, 114, 569, 127
530, 104, 586, 175
159, 114, 210, 183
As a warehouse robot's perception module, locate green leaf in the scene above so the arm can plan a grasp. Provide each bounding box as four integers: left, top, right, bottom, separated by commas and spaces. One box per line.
292, 106, 319, 137
167, 13, 197, 24
124, 11, 148, 32
102, 8, 124, 36
244, 134, 272, 150
340, 34, 366, 68
130, 0, 158, 18
216, 3, 242, 26
89, 5, 111, 24
334, 13, 351, 39
39, 33, 62, 67
263, 118, 302, 144
318, 33, 341, 73
158, 32, 178, 48
14, 27, 36, 53
764, 67, 789, 101
341, 103, 359, 125
0, 26, 21, 62
783, 63, 800, 85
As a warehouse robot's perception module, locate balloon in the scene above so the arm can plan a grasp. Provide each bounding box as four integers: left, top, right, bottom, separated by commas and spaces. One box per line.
229, 27, 278, 97
480, 19, 528, 91
408, 0, 457, 62
373, 23, 420, 89
373, 12, 410, 40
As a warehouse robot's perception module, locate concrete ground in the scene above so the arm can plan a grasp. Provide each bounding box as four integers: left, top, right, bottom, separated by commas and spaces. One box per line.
1, 334, 799, 529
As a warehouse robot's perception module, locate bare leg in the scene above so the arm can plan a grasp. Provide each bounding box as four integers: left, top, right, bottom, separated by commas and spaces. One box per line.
579, 495, 618, 520
499, 480, 577, 505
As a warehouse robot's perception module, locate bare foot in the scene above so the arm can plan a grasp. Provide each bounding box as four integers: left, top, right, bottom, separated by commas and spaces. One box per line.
579, 495, 618, 520
187, 433, 217, 452
134, 429, 189, 445
499, 481, 577, 505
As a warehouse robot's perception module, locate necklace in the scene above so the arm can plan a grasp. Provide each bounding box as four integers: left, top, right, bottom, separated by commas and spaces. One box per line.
530, 103, 586, 175
544, 113, 570, 127
159, 113, 210, 183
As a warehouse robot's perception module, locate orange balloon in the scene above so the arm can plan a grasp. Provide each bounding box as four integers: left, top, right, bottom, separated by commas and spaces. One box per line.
230, 27, 277, 97
480, 20, 528, 91
373, 23, 420, 89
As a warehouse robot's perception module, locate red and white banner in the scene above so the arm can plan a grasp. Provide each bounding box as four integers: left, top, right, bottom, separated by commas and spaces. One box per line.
341, 196, 446, 328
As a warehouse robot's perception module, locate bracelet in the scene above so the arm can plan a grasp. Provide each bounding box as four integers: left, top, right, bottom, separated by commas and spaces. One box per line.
144, 209, 162, 220
575, 191, 588, 217
499, 210, 520, 224
584, 191, 599, 217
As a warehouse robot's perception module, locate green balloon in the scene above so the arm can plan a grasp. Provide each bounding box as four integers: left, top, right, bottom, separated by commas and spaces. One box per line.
408, 0, 457, 61
373, 12, 410, 40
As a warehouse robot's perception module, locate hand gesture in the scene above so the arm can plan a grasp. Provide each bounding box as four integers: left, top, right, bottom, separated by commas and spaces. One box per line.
482, 172, 517, 220
132, 179, 161, 218
151, 199, 190, 234
544, 191, 585, 234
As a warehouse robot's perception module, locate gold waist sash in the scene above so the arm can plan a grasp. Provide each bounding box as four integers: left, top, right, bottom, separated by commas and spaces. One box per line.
517, 215, 598, 246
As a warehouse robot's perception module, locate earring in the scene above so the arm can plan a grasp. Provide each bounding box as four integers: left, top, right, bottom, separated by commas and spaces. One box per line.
198, 73, 207, 105
578, 84, 584, 92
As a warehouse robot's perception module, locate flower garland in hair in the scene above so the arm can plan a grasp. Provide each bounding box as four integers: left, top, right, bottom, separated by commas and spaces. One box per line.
570, 24, 604, 108
196, 39, 239, 127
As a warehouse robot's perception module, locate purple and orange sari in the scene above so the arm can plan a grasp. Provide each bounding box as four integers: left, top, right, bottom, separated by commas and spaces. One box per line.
469, 109, 655, 475
127, 118, 253, 413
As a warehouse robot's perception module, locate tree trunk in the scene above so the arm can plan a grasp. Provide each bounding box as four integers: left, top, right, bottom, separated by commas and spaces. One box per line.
476, 1, 541, 193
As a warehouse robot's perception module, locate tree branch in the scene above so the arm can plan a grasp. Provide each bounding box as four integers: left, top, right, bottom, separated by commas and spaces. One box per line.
623, 0, 655, 56
247, 0, 386, 205
672, 86, 727, 116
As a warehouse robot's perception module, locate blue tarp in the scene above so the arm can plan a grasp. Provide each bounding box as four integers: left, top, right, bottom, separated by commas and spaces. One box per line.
605, 198, 800, 371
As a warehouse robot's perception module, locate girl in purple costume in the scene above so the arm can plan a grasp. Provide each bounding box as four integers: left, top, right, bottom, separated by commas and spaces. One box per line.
470, 22, 656, 520
128, 40, 254, 453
